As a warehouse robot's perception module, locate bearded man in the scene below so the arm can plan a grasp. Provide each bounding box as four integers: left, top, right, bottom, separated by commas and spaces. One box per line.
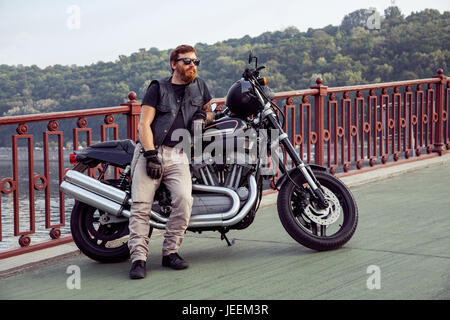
128, 45, 213, 279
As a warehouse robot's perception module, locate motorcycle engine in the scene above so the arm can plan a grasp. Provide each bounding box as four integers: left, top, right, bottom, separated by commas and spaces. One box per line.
192, 153, 254, 191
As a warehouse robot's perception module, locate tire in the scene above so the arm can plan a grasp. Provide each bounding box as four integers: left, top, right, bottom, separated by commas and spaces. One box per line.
277, 170, 358, 251
69, 164, 131, 262
70, 200, 131, 263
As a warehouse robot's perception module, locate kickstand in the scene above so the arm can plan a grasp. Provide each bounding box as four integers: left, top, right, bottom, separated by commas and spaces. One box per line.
220, 232, 234, 246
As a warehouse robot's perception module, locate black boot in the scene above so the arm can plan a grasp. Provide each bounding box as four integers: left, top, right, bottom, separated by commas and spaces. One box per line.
129, 260, 147, 279
162, 253, 189, 270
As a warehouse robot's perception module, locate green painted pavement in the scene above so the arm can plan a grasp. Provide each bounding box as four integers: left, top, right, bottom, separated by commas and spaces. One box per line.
1, 162, 449, 300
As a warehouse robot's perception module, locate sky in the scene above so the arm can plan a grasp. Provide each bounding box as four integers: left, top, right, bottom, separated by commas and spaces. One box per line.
0, 0, 449, 67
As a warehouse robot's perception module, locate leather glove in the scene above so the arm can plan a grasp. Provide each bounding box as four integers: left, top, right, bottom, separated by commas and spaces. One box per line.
143, 149, 162, 179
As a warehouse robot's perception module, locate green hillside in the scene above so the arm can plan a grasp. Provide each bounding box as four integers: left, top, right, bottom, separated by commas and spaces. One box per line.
0, 6, 448, 119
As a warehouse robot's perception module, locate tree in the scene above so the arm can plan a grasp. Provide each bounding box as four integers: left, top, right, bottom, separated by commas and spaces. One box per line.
384, 6, 404, 19
341, 9, 373, 34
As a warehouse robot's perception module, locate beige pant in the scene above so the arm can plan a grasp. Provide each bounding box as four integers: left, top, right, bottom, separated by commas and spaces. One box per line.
128, 144, 193, 262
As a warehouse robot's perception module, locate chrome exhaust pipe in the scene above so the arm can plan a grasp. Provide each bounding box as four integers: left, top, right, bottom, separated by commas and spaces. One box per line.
60, 181, 130, 217
149, 174, 258, 229
150, 183, 241, 224
61, 170, 242, 222
222, 174, 257, 227
61, 170, 131, 217
61, 170, 258, 229
187, 174, 257, 228
63, 170, 132, 206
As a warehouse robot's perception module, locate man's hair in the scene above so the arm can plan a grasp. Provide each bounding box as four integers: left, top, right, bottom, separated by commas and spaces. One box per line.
169, 45, 197, 72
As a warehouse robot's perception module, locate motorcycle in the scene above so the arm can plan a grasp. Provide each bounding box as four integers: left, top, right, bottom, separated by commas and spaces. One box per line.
61, 52, 358, 263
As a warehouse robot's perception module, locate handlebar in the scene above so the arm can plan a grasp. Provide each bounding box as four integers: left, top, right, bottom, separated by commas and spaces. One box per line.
214, 106, 229, 119
245, 68, 286, 128
242, 66, 266, 81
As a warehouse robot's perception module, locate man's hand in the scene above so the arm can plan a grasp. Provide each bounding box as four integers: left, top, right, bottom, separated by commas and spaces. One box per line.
202, 100, 215, 125
143, 149, 162, 179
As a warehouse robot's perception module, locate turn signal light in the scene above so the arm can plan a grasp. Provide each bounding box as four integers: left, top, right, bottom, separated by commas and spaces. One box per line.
257, 77, 267, 86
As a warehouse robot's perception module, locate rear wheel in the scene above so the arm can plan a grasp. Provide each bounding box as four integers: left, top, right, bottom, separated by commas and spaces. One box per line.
70, 200, 131, 263
277, 170, 358, 251
69, 164, 153, 263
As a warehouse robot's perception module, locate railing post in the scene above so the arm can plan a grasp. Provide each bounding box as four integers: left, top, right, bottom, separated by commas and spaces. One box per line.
121, 92, 141, 142
433, 69, 447, 155
310, 78, 328, 166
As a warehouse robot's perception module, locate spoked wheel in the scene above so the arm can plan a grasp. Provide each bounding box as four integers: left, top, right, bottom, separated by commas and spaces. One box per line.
277, 170, 358, 251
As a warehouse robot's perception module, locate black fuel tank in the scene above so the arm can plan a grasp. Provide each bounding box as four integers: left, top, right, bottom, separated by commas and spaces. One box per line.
203, 117, 247, 138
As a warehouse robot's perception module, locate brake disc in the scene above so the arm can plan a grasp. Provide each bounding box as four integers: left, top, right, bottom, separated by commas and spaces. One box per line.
303, 186, 341, 226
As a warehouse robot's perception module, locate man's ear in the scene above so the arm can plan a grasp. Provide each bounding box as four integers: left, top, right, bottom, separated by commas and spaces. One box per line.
170, 61, 177, 73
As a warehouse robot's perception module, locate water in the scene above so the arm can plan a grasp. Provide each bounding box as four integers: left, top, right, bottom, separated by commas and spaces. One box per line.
0, 148, 75, 252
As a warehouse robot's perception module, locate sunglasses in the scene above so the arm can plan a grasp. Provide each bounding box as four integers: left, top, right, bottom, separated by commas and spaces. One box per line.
176, 57, 200, 66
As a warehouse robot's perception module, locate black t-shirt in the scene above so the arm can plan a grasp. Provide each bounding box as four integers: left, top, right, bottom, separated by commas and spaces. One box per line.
142, 81, 212, 147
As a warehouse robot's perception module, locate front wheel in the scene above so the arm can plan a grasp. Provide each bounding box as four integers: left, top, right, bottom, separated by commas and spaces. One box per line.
277, 170, 358, 251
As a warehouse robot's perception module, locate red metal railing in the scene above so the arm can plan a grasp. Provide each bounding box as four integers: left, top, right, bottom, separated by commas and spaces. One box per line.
0, 71, 448, 259
263, 69, 449, 175
0, 93, 141, 258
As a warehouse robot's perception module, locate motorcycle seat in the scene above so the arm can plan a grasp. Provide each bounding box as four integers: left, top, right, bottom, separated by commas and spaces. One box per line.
89, 139, 136, 155
76, 139, 136, 168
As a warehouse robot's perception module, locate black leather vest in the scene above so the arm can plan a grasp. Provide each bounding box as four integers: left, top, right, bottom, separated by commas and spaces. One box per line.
150, 77, 207, 149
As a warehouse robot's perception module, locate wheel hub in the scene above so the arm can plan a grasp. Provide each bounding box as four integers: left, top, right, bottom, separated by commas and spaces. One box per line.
303, 187, 341, 226
85, 211, 128, 241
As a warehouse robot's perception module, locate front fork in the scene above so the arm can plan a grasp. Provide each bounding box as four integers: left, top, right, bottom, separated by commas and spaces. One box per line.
262, 106, 329, 209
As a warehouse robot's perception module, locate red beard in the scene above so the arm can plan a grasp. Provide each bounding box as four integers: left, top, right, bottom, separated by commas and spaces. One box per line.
178, 65, 197, 83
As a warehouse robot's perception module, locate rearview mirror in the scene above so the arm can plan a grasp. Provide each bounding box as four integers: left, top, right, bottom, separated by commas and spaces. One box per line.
248, 51, 254, 64
248, 50, 258, 68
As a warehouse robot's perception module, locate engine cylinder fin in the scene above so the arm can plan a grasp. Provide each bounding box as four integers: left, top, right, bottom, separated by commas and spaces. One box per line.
226, 165, 237, 188
204, 166, 216, 186
234, 166, 243, 189
199, 168, 209, 185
